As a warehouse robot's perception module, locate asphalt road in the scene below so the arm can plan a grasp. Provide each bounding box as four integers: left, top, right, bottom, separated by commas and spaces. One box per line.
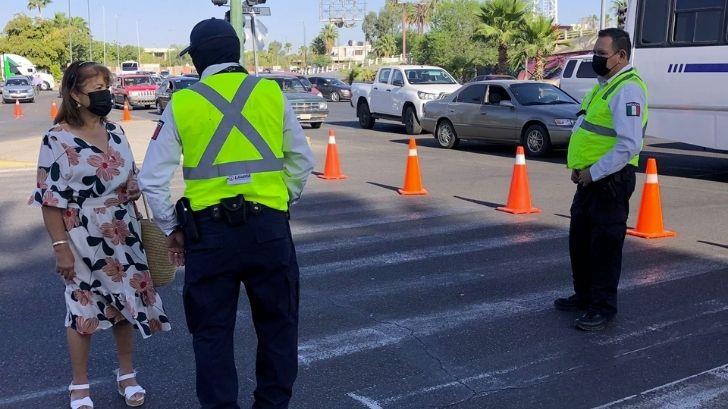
1, 92, 728, 409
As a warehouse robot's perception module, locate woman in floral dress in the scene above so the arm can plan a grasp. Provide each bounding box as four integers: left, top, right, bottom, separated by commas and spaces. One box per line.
31, 61, 170, 409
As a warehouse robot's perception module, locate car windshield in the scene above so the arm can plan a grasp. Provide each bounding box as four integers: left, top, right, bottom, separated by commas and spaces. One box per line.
6, 78, 29, 86
269, 77, 307, 93
509, 83, 577, 106
123, 76, 154, 86
298, 77, 312, 89
405, 69, 457, 84
172, 78, 198, 89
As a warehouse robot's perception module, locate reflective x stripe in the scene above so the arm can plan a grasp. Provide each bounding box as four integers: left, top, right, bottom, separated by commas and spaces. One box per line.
183, 76, 284, 180
579, 120, 617, 137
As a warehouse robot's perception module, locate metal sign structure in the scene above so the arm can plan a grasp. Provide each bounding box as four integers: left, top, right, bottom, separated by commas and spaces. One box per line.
319, 0, 366, 28
243, 6, 271, 16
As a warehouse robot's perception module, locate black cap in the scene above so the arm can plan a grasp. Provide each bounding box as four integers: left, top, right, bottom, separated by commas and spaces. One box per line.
179, 18, 239, 57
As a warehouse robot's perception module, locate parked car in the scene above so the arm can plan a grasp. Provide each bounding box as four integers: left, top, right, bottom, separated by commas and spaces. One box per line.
159, 70, 171, 79
112, 74, 159, 109
559, 54, 598, 102
155, 76, 199, 114
470, 74, 516, 82
351, 65, 461, 135
2, 76, 36, 103
260, 74, 328, 128
308, 76, 352, 102
421, 80, 580, 157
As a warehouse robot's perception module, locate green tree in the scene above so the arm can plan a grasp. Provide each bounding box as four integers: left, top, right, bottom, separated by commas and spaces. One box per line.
612, 0, 628, 29
409, 0, 439, 34
362, 11, 378, 44
373, 34, 397, 57
510, 15, 560, 80
476, 0, 528, 74
310, 35, 326, 55
320, 24, 338, 54
27, 0, 52, 18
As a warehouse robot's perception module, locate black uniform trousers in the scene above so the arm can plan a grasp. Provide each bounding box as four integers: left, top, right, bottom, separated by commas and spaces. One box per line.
569, 165, 636, 316
183, 207, 299, 409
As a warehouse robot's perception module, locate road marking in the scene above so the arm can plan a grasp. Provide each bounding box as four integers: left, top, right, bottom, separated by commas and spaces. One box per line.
592, 363, 728, 408
296, 216, 497, 255
300, 228, 567, 277
347, 392, 384, 409
0, 379, 105, 406
292, 208, 475, 235
297, 259, 726, 365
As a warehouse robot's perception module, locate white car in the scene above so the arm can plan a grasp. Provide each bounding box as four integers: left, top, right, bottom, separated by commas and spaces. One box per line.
558, 54, 598, 102
34, 72, 56, 91
350, 65, 461, 134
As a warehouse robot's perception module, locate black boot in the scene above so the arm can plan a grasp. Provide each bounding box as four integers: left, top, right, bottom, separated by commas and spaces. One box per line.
554, 295, 589, 312
575, 311, 614, 331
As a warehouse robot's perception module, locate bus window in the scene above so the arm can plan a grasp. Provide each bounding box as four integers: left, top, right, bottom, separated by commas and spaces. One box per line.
562, 60, 577, 78
673, 0, 725, 43
576, 62, 597, 79
639, 0, 670, 46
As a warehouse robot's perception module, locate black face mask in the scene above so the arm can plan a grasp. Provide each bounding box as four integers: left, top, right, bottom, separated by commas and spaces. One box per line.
83, 89, 113, 117
592, 53, 616, 77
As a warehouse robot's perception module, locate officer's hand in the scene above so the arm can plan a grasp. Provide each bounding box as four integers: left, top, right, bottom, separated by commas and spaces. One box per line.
166, 230, 185, 267
571, 170, 579, 184
577, 168, 593, 186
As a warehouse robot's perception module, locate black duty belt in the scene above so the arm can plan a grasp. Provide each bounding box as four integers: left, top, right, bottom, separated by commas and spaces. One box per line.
193, 201, 284, 219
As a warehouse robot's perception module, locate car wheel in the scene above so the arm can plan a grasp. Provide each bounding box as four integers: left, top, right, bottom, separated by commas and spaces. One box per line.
156, 100, 163, 115
522, 123, 552, 157
404, 106, 422, 135
40, 81, 50, 91
357, 101, 375, 129
310, 122, 322, 129
436, 119, 459, 149
330, 92, 340, 102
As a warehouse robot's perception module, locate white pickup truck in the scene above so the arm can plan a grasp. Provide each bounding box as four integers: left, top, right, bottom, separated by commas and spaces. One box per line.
350, 65, 461, 134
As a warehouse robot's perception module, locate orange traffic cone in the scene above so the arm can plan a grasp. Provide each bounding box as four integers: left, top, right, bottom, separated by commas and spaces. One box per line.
398, 137, 428, 195
496, 146, 540, 214
627, 158, 676, 239
122, 101, 132, 121
13, 100, 23, 119
318, 129, 347, 180
50, 101, 58, 120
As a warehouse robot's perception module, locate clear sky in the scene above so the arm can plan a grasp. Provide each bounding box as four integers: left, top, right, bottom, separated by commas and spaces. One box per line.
0, 0, 605, 50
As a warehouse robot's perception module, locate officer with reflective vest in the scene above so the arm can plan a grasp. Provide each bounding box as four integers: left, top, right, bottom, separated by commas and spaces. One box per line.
138, 18, 314, 408
554, 28, 647, 331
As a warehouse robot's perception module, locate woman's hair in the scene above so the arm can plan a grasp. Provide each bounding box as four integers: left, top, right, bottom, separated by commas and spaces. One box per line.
54, 61, 113, 127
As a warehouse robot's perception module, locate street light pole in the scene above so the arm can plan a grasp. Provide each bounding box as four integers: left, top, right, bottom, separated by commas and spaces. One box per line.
68, 0, 72, 64
136, 20, 141, 65
115, 14, 120, 73
87, 0, 92, 61
230, 0, 245, 66
103, 6, 107, 66
600, 0, 606, 30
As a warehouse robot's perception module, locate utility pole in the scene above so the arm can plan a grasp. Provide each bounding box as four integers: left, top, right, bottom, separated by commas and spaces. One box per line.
115, 14, 120, 72
87, 0, 92, 61
230, 0, 246, 66
136, 20, 141, 64
303, 21, 307, 71
600, 0, 606, 30
68, 0, 73, 64
401, 4, 407, 61
103, 6, 107, 66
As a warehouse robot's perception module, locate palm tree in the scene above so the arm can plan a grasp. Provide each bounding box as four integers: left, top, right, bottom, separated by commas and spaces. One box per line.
476, 0, 528, 75
409, 0, 439, 35
511, 15, 561, 80
27, 0, 52, 18
283, 42, 293, 56
373, 35, 397, 58
320, 24, 339, 54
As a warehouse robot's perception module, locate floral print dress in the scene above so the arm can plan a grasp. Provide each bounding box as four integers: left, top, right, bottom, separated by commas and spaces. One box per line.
30, 122, 171, 338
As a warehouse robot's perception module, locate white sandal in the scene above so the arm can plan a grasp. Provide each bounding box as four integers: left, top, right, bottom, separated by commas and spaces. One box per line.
115, 369, 146, 407
68, 383, 94, 409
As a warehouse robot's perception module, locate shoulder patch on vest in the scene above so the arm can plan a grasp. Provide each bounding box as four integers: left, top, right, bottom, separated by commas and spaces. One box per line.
626, 102, 641, 117
151, 120, 164, 140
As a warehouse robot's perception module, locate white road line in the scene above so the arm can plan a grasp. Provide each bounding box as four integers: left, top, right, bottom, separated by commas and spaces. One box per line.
297, 259, 726, 365
0, 379, 105, 406
300, 228, 567, 277
592, 364, 728, 409
291, 208, 474, 235
296, 216, 497, 255
347, 392, 384, 409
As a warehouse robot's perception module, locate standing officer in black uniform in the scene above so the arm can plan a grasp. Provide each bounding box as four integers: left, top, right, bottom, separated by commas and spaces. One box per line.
139, 18, 314, 409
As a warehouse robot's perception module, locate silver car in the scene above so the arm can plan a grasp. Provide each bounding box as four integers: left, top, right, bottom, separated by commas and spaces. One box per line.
2, 76, 36, 103
421, 80, 580, 156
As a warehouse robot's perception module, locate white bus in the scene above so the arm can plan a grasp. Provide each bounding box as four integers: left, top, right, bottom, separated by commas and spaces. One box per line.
626, 0, 728, 150
120, 60, 140, 75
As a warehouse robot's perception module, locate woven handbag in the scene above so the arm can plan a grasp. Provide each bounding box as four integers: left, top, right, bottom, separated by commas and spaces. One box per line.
137, 195, 176, 287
